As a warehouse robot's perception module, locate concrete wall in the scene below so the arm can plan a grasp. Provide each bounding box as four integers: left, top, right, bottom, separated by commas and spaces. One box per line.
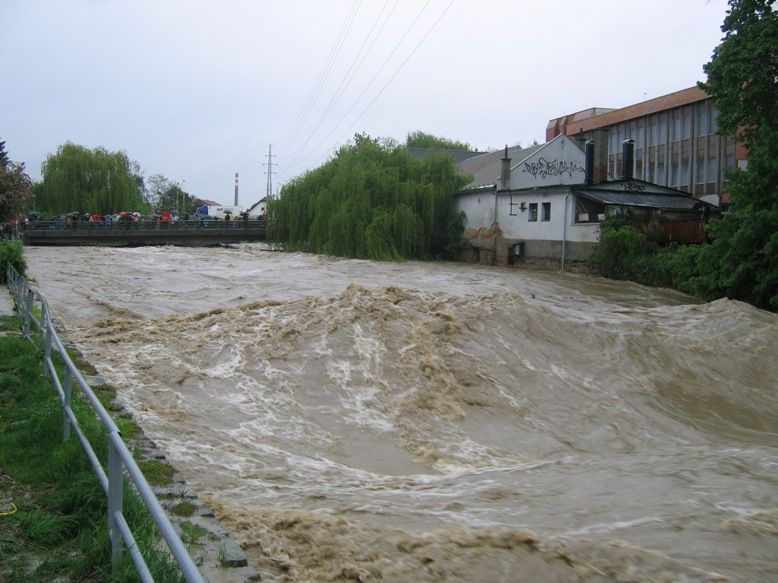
457, 186, 599, 266
454, 188, 495, 233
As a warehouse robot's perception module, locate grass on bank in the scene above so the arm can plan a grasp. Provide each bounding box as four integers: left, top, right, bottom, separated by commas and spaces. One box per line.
0, 315, 185, 582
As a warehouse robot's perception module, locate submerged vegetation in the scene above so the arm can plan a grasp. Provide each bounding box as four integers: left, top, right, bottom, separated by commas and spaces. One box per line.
268, 133, 471, 261
588, 215, 698, 291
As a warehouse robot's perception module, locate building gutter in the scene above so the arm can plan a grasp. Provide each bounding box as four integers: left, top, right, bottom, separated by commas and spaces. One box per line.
561, 194, 569, 272
492, 185, 499, 263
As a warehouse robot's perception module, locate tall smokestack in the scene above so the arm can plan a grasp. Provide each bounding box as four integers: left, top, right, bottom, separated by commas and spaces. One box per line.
585, 140, 594, 185
500, 145, 511, 190
234, 172, 239, 206
622, 140, 634, 180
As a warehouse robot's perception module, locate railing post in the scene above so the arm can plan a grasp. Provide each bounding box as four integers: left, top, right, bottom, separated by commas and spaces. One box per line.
63, 368, 72, 440
22, 288, 33, 337
108, 435, 124, 575
43, 304, 53, 362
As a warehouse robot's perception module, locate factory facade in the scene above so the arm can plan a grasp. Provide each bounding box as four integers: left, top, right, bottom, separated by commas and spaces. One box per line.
546, 86, 745, 209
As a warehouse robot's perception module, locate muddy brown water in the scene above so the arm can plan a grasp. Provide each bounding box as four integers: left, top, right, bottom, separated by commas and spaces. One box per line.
26, 245, 778, 582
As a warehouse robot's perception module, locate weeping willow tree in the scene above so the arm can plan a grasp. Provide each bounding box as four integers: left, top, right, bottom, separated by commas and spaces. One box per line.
268, 134, 470, 260
405, 130, 472, 151
37, 143, 147, 214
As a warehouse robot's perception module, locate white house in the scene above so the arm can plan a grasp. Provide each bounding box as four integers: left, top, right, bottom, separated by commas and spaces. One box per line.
454, 135, 715, 268
246, 197, 268, 219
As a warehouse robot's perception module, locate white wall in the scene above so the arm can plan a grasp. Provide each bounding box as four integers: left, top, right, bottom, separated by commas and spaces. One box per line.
456, 134, 598, 262
496, 190, 594, 244
457, 188, 599, 246
509, 134, 586, 190
454, 189, 495, 232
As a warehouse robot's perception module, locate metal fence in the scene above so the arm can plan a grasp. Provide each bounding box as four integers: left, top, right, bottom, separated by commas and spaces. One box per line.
24, 218, 267, 232
5, 263, 204, 583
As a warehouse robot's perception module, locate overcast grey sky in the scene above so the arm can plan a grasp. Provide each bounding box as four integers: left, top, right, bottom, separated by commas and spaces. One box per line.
2, 0, 729, 206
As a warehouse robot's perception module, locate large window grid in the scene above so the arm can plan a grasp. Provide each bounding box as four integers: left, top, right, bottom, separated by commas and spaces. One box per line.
585, 100, 728, 199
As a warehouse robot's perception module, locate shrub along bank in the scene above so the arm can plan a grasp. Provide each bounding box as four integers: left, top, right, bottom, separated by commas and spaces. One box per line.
0, 240, 25, 283
586, 214, 773, 311
0, 315, 182, 582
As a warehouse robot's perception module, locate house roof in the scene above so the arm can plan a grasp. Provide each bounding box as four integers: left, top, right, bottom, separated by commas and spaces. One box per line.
246, 198, 268, 213
574, 179, 713, 211
457, 144, 545, 189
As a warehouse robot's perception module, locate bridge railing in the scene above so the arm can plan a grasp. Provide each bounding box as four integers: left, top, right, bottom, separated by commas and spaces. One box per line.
24, 218, 267, 232
5, 263, 204, 583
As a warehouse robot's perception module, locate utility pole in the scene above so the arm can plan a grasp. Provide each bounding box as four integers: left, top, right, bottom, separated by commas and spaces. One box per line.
234, 172, 239, 206
263, 145, 277, 199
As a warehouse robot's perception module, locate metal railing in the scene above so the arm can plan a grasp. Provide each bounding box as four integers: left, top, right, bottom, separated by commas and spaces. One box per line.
24, 218, 267, 232
5, 263, 204, 583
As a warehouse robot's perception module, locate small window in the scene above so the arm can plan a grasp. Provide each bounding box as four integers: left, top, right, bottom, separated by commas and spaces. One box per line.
528, 203, 538, 221
541, 202, 551, 221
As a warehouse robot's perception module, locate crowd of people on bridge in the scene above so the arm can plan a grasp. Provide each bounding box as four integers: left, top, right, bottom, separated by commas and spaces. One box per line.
17, 210, 265, 232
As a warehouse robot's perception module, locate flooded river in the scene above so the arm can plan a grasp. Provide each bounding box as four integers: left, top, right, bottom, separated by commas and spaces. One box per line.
26, 245, 778, 582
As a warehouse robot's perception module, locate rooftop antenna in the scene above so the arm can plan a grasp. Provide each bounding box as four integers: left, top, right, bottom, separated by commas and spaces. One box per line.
263, 145, 277, 199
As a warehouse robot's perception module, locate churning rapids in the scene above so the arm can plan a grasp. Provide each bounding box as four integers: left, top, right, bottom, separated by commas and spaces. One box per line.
26, 245, 778, 582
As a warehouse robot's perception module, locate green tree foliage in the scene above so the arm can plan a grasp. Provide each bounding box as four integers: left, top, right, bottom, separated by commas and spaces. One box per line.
0, 139, 33, 223
37, 143, 147, 215
145, 173, 193, 214
0, 240, 26, 282
405, 131, 472, 151
268, 133, 470, 261
687, 0, 778, 310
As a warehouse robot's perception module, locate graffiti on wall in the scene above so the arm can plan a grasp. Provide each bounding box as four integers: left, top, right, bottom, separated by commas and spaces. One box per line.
522, 157, 585, 180
623, 181, 646, 192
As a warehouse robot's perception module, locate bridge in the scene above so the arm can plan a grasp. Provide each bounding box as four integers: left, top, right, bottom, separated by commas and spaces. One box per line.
21, 219, 267, 247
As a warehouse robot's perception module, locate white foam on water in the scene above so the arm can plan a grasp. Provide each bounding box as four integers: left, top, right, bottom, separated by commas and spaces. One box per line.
25, 245, 778, 582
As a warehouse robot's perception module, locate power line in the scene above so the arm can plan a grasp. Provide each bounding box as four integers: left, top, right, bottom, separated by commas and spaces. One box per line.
283, 0, 397, 168
278, 0, 360, 151
286, 0, 433, 174
333, 0, 456, 146
289, 0, 455, 176
279, 0, 362, 156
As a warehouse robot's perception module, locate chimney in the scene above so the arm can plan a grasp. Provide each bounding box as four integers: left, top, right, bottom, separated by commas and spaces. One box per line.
500, 145, 511, 190
622, 140, 634, 180
584, 140, 594, 185
589, 129, 610, 183
234, 172, 239, 206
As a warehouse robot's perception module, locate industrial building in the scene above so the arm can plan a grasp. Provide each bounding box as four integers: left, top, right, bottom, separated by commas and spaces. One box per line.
453, 135, 715, 268
546, 86, 746, 209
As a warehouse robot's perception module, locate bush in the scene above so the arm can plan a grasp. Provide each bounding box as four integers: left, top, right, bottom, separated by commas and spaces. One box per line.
0, 240, 25, 283
589, 216, 656, 280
